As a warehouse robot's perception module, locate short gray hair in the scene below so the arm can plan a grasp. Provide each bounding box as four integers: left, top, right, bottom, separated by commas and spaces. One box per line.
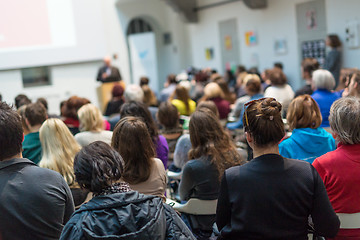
124, 84, 144, 102
312, 69, 335, 91
329, 97, 360, 144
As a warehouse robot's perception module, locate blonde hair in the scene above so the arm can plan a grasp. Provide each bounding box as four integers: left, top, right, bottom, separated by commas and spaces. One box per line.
204, 82, 224, 99
39, 118, 81, 186
243, 74, 260, 86
78, 104, 103, 132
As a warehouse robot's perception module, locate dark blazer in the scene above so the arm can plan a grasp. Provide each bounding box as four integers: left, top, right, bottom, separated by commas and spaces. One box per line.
216, 154, 340, 240
0, 158, 74, 240
96, 65, 122, 83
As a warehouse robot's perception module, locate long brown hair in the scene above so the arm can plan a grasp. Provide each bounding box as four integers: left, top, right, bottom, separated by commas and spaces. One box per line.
111, 117, 155, 184
170, 85, 191, 114
189, 109, 243, 179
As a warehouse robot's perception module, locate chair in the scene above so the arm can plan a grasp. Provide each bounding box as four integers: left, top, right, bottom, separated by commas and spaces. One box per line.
167, 170, 182, 180
337, 212, 360, 229
166, 170, 182, 201
166, 198, 218, 215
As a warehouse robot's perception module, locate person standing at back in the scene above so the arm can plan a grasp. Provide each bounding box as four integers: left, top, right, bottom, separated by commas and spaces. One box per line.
0, 102, 74, 240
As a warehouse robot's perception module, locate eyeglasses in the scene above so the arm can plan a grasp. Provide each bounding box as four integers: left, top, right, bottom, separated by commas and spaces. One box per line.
244, 97, 276, 128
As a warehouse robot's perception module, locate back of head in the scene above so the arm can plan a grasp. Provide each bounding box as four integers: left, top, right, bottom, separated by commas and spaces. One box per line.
112, 84, 124, 98
124, 84, 144, 102
74, 141, 124, 194
25, 102, 47, 127
301, 58, 320, 77
139, 76, 149, 87
245, 76, 261, 94
142, 85, 157, 106
167, 74, 177, 84
274, 62, 283, 70
15, 94, 31, 109
269, 68, 287, 86
78, 104, 103, 132
312, 69, 335, 91
0, 102, 23, 161
196, 101, 219, 118
39, 118, 80, 184
36, 97, 48, 110
112, 117, 155, 184
120, 101, 158, 139
243, 98, 285, 147
287, 95, 322, 130
189, 109, 241, 179
329, 97, 360, 145
63, 96, 91, 119
327, 34, 341, 48
157, 102, 179, 129
204, 82, 224, 99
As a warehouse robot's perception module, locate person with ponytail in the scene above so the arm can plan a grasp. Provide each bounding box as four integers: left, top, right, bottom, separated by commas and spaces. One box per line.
216, 98, 339, 239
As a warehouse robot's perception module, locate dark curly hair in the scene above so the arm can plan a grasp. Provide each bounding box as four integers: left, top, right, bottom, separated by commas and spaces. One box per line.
74, 141, 124, 193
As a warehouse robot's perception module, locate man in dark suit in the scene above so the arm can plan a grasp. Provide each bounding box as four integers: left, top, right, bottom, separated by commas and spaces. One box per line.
96, 56, 122, 83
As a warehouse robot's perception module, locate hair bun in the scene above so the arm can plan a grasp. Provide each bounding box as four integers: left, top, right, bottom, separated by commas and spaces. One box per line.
260, 99, 282, 118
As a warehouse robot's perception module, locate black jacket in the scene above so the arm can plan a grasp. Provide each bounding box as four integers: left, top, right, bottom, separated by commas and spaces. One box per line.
60, 191, 195, 240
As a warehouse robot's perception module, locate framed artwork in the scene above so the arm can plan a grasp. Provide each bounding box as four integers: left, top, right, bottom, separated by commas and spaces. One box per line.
245, 31, 257, 46
205, 48, 214, 60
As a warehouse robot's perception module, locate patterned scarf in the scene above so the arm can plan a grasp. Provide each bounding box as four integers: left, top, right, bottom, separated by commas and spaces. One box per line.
93, 182, 132, 197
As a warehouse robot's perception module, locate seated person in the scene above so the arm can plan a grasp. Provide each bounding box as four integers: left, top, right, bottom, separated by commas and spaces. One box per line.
311, 69, 340, 128
279, 95, 335, 163
313, 97, 360, 239
62, 96, 90, 135
295, 58, 319, 97
39, 118, 89, 208
0, 102, 74, 240
60, 141, 196, 239
216, 98, 339, 239
170, 85, 196, 116
157, 102, 183, 163
104, 84, 124, 117
179, 109, 245, 239
112, 117, 167, 200
75, 104, 113, 146
23, 102, 47, 164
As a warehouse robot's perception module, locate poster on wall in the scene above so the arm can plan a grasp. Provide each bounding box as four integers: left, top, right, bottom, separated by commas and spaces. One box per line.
205, 48, 214, 60
245, 31, 257, 46
274, 39, 287, 55
224, 36, 232, 50
306, 9, 317, 30
301, 39, 326, 67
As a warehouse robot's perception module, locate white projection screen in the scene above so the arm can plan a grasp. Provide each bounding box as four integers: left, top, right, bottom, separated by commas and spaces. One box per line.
0, 0, 106, 70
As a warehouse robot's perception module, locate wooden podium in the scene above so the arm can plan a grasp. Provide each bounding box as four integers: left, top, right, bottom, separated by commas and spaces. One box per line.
97, 81, 126, 113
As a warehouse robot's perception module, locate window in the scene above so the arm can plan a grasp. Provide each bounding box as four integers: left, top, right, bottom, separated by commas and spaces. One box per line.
21, 66, 51, 87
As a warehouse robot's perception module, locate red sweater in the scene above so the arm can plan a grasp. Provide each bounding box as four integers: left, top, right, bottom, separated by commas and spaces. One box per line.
313, 143, 360, 239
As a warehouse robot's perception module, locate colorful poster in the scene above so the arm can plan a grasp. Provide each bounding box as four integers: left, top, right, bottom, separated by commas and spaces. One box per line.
205, 48, 214, 60
245, 31, 257, 46
225, 35, 232, 50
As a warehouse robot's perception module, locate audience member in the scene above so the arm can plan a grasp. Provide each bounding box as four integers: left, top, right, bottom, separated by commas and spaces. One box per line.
0, 93, 2, 102
170, 85, 196, 116
295, 58, 320, 97
139, 76, 149, 86
201, 82, 230, 120
179, 109, 245, 238
0, 102, 74, 240
345, 70, 360, 98
227, 75, 263, 130
279, 95, 335, 163
104, 83, 124, 116
159, 74, 177, 102
216, 98, 339, 239
62, 96, 90, 135
39, 118, 88, 208
311, 69, 340, 128
190, 70, 209, 102
75, 103, 112, 146
15, 93, 31, 109
260, 68, 272, 91
124, 84, 144, 102
157, 102, 183, 163
142, 84, 158, 107
120, 101, 169, 168
23, 102, 47, 164
17, 105, 30, 135
112, 117, 167, 200
264, 68, 294, 115
235, 66, 248, 97
313, 97, 360, 239
60, 141, 195, 239
274, 62, 284, 70
215, 78, 236, 104
224, 69, 236, 92
324, 34, 342, 88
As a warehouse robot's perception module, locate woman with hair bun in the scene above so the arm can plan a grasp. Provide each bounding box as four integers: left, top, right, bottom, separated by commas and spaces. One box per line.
279, 95, 335, 163
216, 98, 340, 239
